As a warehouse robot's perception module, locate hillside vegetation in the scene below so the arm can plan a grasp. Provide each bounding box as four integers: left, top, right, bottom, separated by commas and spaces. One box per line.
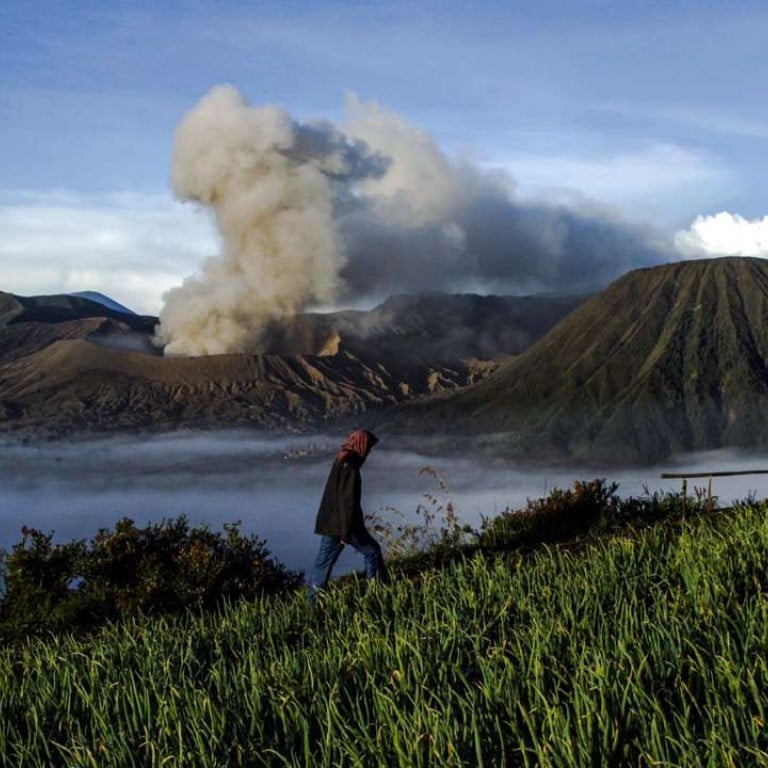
2, 485, 767, 766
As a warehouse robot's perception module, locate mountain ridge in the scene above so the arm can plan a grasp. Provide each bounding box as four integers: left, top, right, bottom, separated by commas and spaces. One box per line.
69, 291, 138, 315
9, 260, 768, 465
382, 257, 768, 463
0, 289, 577, 437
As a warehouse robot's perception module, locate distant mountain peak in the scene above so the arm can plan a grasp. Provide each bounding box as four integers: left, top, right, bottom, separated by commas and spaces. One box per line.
384, 257, 768, 464
69, 292, 137, 315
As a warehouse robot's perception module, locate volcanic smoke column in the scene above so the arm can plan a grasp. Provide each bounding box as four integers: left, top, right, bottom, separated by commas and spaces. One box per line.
156, 87, 664, 356
154, 85, 385, 356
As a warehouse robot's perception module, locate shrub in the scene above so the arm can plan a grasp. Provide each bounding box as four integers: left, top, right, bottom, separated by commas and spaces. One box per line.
479, 478, 622, 550
0, 517, 301, 643
480, 479, 712, 552
0, 527, 94, 638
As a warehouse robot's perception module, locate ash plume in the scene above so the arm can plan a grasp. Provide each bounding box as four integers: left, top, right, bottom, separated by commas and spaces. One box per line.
156, 86, 664, 356
340, 94, 663, 297
154, 85, 386, 356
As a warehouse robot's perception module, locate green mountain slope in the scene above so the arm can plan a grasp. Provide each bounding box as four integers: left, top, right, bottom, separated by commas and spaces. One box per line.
388, 257, 768, 463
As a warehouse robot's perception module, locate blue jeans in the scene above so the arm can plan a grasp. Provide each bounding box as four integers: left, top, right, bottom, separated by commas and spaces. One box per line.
310, 528, 387, 595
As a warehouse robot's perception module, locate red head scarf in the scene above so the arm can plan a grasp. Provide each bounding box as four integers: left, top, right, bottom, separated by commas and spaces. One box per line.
336, 429, 378, 464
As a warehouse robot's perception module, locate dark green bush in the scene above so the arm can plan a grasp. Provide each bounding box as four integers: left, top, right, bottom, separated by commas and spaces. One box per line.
479, 479, 622, 550
0, 528, 94, 638
479, 479, 710, 552
0, 517, 301, 643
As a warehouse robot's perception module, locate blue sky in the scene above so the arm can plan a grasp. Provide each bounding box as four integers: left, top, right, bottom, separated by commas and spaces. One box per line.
1, 0, 767, 312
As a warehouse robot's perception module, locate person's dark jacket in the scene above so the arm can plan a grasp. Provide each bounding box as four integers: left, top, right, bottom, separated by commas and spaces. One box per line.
314, 455, 364, 539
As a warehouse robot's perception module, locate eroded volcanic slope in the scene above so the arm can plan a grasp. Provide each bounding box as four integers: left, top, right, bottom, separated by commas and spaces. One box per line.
386, 257, 768, 464
0, 290, 582, 435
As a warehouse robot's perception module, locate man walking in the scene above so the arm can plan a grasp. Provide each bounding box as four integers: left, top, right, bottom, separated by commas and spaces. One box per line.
309, 429, 387, 596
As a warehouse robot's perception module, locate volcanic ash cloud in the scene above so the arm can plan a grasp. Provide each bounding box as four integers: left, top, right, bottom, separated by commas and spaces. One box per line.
156, 86, 664, 357
154, 85, 386, 356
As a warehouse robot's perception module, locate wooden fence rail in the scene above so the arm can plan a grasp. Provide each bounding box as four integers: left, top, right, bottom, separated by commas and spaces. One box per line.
659, 469, 768, 511
660, 470, 768, 479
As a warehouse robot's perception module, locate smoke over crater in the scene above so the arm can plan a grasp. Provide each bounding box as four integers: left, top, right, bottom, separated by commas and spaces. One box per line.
155, 86, 664, 356
154, 85, 387, 356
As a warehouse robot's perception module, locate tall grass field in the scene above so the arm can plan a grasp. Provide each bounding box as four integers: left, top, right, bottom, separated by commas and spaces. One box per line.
2, 501, 768, 766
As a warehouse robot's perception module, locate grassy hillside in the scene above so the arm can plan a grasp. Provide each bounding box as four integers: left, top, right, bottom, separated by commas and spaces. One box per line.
2, 496, 768, 766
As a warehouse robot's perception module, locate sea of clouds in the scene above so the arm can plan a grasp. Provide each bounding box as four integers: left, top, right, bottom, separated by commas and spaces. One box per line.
3, 430, 767, 577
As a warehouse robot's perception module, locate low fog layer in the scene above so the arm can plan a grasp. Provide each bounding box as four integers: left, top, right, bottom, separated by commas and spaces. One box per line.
2, 432, 765, 576
155, 87, 664, 355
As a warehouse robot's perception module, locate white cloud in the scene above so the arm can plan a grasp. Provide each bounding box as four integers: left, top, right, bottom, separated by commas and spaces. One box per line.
0, 191, 217, 314
674, 211, 768, 258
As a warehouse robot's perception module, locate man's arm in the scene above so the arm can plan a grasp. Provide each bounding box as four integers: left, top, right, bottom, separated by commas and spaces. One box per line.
337, 462, 360, 542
